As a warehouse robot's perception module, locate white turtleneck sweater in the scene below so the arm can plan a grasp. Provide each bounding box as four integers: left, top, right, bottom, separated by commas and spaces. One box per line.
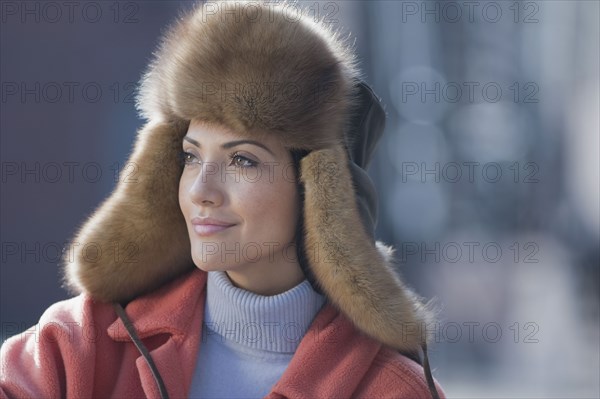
188, 271, 326, 399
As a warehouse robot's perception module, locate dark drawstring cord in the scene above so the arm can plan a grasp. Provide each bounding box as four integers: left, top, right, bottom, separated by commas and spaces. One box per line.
421, 342, 441, 399
112, 303, 170, 399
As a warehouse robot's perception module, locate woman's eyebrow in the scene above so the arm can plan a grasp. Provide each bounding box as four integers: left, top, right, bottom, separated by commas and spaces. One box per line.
183, 136, 274, 156
183, 136, 200, 147
221, 140, 274, 156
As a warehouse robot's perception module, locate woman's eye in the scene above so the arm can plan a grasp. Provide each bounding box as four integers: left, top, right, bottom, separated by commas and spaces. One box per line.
230, 153, 258, 168
180, 151, 199, 166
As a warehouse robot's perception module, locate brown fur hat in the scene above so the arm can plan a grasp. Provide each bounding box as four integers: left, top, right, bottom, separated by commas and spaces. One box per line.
62, 0, 434, 355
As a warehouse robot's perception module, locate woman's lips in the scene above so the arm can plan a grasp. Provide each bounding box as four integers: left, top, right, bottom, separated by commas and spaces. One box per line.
191, 217, 236, 237
193, 224, 234, 236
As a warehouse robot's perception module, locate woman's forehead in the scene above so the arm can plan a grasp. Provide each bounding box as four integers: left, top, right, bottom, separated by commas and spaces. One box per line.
185, 119, 286, 152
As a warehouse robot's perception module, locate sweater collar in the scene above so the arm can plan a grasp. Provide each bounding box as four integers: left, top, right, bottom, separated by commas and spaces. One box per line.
203, 271, 326, 353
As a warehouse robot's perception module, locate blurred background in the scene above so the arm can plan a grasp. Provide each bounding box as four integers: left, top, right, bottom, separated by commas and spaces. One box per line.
1, 1, 598, 397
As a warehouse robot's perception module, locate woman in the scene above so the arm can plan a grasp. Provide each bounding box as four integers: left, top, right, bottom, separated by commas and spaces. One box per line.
1, 1, 445, 398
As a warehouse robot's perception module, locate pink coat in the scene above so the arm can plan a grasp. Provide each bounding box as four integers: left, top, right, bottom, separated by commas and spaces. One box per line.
1, 269, 445, 398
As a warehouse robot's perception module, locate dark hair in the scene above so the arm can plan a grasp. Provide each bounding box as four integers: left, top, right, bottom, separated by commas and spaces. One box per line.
290, 149, 325, 296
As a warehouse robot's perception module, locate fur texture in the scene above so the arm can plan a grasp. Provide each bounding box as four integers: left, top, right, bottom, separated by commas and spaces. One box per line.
136, 0, 359, 150
300, 146, 432, 351
62, 0, 434, 352
63, 121, 194, 303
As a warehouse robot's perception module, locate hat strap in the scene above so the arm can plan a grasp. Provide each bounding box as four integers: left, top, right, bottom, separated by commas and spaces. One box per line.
113, 303, 170, 399
422, 341, 441, 399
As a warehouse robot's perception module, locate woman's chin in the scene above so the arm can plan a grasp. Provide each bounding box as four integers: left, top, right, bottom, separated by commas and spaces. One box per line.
191, 256, 241, 273
192, 262, 226, 273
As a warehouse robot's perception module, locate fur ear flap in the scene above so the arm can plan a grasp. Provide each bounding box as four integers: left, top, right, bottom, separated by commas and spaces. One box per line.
62, 121, 194, 303
300, 145, 433, 352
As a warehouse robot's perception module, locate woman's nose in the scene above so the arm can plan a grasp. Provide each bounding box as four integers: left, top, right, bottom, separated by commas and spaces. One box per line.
189, 161, 225, 207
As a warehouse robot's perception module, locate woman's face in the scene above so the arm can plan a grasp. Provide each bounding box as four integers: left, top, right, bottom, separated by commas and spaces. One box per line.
179, 120, 303, 294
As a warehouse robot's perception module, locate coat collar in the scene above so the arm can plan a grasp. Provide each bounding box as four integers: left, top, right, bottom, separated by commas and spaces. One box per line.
105, 268, 386, 397
107, 269, 207, 341
270, 301, 383, 398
